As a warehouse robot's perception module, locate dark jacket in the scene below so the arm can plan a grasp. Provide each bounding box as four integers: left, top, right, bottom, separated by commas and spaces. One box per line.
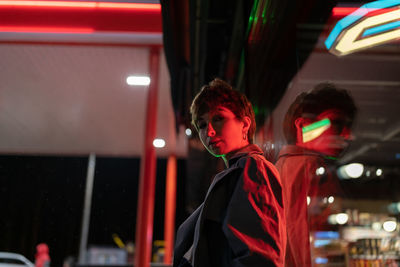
174, 145, 286, 267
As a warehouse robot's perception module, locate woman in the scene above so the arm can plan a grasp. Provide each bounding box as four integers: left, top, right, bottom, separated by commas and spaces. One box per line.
174, 79, 286, 267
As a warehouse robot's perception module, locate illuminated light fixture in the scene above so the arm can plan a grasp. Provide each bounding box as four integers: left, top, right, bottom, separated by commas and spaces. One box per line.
338, 163, 364, 179
332, 7, 362, 17
383, 220, 397, 232
153, 139, 165, 148
0, 1, 161, 11
327, 214, 348, 225
185, 128, 192, 137
363, 20, 400, 36
315, 231, 339, 239
331, 7, 399, 17
302, 118, 331, 143
328, 196, 335, 204
372, 222, 382, 231
325, 0, 400, 56
0, 26, 94, 34
376, 168, 383, 176
336, 213, 349, 225
316, 166, 326, 176
126, 76, 150, 86
307, 196, 311, 206
315, 258, 328, 264
328, 214, 337, 224
314, 240, 331, 248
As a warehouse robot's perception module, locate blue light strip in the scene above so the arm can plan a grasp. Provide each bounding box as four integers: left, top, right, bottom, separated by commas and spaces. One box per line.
325, 9, 366, 49
325, 0, 400, 50
315, 257, 329, 264
314, 239, 332, 248
363, 20, 400, 36
366, 0, 400, 9
315, 231, 339, 239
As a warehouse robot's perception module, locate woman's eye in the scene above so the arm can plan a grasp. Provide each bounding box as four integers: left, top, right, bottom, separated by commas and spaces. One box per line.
198, 122, 207, 129
213, 116, 223, 122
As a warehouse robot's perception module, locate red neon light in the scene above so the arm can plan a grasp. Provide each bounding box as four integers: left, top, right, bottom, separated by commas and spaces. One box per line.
332, 7, 358, 16
0, 1, 161, 11
332, 7, 398, 17
0, 26, 94, 33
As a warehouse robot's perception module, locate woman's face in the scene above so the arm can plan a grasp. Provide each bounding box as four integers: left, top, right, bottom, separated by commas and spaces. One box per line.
297, 109, 352, 157
196, 106, 249, 157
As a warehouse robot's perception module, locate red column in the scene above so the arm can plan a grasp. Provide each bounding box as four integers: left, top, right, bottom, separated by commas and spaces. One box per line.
134, 46, 160, 267
164, 155, 177, 264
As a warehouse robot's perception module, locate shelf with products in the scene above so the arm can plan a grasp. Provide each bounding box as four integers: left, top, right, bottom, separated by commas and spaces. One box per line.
311, 231, 348, 267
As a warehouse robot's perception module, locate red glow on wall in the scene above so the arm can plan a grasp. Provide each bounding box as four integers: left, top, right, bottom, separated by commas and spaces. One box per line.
0, 0, 162, 34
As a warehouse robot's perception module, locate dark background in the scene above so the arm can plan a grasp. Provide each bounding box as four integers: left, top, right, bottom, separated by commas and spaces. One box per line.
0, 156, 187, 266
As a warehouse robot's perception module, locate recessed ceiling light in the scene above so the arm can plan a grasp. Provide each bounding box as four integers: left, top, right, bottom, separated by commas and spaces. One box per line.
153, 138, 165, 148
126, 76, 150, 86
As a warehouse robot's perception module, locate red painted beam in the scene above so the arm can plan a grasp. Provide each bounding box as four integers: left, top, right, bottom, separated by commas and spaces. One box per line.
164, 155, 177, 265
134, 47, 160, 267
0, 0, 162, 33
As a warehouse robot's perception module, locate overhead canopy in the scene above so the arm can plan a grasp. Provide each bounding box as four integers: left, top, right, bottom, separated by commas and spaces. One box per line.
0, 0, 187, 157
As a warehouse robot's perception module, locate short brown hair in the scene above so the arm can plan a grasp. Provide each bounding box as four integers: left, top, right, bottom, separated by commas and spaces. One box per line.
190, 78, 256, 143
283, 82, 357, 144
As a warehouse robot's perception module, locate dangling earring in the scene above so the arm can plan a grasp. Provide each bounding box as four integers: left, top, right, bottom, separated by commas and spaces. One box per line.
243, 132, 247, 140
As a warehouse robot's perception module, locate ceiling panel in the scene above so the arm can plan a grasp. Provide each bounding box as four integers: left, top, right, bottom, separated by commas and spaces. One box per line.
0, 44, 186, 157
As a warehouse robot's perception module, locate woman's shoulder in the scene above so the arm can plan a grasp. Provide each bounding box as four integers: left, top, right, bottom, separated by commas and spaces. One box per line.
236, 152, 280, 181
236, 149, 275, 167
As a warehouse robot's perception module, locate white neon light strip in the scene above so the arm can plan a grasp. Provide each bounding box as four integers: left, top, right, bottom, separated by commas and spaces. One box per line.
335, 9, 400, 55
325, 0, 400, 49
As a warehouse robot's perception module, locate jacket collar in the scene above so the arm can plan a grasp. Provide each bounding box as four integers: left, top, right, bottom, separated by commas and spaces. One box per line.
227, 144, 263, 167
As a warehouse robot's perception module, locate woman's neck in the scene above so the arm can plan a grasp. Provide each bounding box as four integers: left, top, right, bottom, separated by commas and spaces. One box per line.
223, 142, 251, 167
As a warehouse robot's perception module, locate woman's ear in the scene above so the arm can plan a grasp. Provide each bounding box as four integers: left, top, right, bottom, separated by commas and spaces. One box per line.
242, 116, 251, 133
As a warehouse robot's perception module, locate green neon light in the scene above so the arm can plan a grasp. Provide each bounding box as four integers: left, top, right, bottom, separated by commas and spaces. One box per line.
302, 118, 331, 133
325, 156, 338, 161
261, 1, 269, 25
246, 0, 260, 37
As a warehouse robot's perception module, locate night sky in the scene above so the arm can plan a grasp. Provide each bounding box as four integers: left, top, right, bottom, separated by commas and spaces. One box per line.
0, 155, 188, 266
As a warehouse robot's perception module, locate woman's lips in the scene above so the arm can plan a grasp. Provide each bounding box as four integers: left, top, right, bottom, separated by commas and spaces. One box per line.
209, 140, 221, 148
